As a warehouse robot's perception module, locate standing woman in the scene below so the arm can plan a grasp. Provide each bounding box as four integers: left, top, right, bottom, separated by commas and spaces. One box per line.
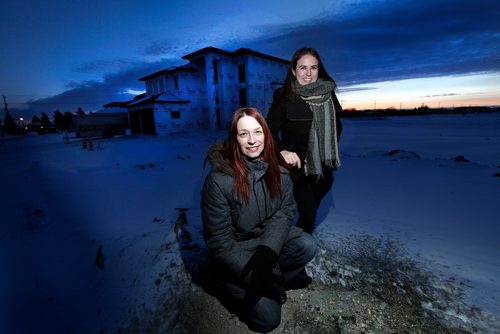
201, 107, 317, 332
267, 47, 343, 234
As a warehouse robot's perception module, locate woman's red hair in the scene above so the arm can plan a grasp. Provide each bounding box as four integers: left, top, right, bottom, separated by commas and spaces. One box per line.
223, 107, 287, 202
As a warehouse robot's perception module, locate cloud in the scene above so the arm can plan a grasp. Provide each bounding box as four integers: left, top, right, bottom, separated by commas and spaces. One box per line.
142, 37, 229, 64
144, 42, 175, 57
11, 60, 180, 118
74, 59, 138, 74
338, 87, 378, 93
421, 93, 460, 98
420, 92, 484, 98
245, 0, 500, 85
11, 0, 499, 118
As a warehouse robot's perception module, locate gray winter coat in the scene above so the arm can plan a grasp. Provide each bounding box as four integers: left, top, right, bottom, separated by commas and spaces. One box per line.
201, 144, 302, 279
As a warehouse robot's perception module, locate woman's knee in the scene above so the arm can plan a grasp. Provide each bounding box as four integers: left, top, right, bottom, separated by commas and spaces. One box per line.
301, 232, 318, 261
282, 233, 317, 261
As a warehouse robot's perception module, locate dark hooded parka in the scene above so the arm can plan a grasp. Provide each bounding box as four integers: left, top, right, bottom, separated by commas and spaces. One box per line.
201, 144, 303, 279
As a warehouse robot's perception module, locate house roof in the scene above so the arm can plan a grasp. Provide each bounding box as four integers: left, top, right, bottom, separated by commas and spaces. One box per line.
182, 46, 290, 64
103, 94, 148, 108
103, 101, 131, 108
231, 48, 290, 64
127, 92, 190, 106
138, 47, 289, 83
138, 65, 197, 81
155, 91, 190, 104
182, 46, 233, 60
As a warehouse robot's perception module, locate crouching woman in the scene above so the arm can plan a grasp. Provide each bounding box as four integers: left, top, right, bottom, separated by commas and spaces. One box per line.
201, 107, 317, 332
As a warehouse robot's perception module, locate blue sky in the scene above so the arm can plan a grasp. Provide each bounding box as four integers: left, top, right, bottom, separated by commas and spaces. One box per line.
1, 0, 499, 117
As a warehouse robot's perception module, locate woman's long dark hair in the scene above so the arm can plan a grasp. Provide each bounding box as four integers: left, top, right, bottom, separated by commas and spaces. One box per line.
223, 107, 286, 202
281, 47, 336, 99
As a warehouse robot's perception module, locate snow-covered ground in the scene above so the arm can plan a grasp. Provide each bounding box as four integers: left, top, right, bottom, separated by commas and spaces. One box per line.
320, 113, 500, 316
0, 112, 499, 333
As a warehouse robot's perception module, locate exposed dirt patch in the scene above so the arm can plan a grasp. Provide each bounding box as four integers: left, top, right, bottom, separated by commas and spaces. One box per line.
116, 233, 499, 333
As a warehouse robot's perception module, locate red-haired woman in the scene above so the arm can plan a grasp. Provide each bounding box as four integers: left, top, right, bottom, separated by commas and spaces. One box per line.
201, 107, 317, 332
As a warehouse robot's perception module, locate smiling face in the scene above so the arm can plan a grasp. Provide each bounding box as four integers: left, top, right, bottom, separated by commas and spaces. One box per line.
236, 115, 265, 158
292, 54, 319, 86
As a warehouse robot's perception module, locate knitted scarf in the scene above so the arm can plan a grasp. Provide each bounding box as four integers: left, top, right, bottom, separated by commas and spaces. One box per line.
293, 79, 341, 178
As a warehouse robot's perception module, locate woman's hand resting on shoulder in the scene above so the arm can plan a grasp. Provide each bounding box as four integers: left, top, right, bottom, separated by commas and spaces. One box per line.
280, 150, 302, 169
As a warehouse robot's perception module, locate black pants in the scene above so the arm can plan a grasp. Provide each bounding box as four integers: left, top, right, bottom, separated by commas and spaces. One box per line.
215, 232, 317, 333
292, 166, 334, 234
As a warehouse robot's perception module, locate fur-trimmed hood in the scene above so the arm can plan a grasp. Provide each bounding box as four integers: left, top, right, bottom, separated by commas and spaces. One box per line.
205, 142, 234, 176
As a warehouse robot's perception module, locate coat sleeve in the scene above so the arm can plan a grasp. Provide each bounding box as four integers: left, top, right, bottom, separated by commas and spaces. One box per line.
266, 90, 287, 152
259, 173, 296, 254
201, 172, 246, 276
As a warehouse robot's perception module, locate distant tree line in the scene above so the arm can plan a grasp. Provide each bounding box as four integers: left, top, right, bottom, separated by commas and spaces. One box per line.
1, 106, 87, 135
2, 110, 19, 134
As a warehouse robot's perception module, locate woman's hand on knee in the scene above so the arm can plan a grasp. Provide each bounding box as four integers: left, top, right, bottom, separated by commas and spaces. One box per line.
241, 246, 277, 294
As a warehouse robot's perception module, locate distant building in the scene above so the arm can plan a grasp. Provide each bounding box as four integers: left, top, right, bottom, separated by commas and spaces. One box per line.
74, 112, 129, 138
107, 47, 289, 135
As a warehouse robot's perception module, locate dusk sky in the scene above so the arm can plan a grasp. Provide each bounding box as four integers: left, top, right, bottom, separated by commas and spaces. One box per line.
1, 0, 499, 118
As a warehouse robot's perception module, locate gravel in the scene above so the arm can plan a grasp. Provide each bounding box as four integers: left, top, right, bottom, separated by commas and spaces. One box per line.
115, 232, 500, 334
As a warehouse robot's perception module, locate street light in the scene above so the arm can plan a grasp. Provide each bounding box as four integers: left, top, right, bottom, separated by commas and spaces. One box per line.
19, 117, 28, 131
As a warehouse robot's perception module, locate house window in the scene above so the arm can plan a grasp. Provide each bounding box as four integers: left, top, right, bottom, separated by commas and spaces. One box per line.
238, 64, 246, 83
213, 59, 218, 84
239, 88, 247, 106
174, 76, 179, 90
170, 111, 181, 119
